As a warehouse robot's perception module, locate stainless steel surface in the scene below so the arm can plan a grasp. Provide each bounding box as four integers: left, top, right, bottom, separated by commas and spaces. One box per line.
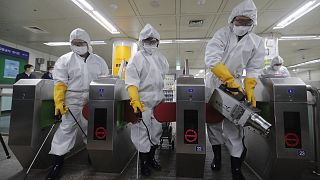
245, 77, 316, 180
8, 79, 54, 169
87, 77, 135, 173
8, 79, 85, 169
307, 86, 320, 175
209, 88, 271, 136
176, 76, 206, 178
184, 59, 189, 75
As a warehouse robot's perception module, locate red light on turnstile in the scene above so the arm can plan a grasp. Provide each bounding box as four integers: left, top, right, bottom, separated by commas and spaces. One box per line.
95, 127, 106, 140
284, 133, 300, 148
184, 129, 198, 143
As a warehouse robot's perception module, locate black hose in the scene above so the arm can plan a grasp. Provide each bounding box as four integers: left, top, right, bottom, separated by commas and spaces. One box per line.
136, 111, 156, 146
140, 118, 156, 146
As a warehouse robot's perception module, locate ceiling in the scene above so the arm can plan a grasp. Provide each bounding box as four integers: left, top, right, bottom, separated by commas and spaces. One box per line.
0, 0, 320, 71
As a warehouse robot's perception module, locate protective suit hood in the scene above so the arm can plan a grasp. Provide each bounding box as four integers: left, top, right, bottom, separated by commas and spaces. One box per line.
271, 56, 284, 67
228, 0, 257, 26
139, 24, 160, 41
70, 28, 91, 44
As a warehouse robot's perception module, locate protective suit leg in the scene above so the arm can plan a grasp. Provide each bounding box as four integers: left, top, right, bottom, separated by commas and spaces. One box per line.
131, 109, 162, 152
45, 155, 64, 180
131, 109, 152, 153
223, 120, 244, 158
207, 122, 225, 145
49, 105, 85, 155
211, 145, 221, 171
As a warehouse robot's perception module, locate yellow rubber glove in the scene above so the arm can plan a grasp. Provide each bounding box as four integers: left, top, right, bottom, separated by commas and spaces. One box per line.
211, 63, 243, 94
54, 82, 68, 116
244, 78, 257, 107
127, 85, 145, 113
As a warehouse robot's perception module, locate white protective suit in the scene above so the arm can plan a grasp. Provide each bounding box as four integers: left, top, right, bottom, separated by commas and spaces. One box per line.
205, 0, 265, 157
262, 56, 290, 77
50, 28, 109, 155
125, 24, 169, 153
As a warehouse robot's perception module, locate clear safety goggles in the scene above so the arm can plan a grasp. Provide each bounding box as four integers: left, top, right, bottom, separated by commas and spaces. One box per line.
233, 17, 253, 26
142, 37, 159, 46
71, 39, 88, 47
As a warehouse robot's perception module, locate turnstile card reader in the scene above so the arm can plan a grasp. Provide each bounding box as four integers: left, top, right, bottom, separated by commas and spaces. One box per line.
176, 76, 206, 178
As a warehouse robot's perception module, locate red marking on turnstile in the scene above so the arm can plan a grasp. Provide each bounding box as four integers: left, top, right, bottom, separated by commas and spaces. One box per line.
284, 133, 300, 148
184, 129, 198, 143
95, 127, 106, 140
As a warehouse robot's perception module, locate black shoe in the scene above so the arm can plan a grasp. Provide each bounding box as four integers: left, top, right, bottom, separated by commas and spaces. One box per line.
231, 156, 246, 180
147, 145, 161, 171
46, 155, 64, 180
140, 152, 151, 177
211, 145, 221, 171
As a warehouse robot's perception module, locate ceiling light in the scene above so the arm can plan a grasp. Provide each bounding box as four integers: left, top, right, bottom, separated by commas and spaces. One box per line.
175, 39, 203, 43
279, 35, 320, 40
160, 40, 173, 44
160, 38, 210, 44
176, 65, 181, 70
287, 59, 320, 68
195, 73, 200, 76
273, 0, 320, 29
44, 41, 107, 46
71, 0, 120, 34
44, 42, 70, 46
199, 70, 204, 73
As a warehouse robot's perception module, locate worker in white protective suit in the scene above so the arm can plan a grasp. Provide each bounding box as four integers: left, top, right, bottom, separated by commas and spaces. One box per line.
262, 55, 290, 77
204, 0, 265, 179
125, 24, 169, 177
46, 28, 109, 180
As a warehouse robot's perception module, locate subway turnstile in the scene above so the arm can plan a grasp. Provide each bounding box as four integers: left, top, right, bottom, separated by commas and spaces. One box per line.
87, 77, 136, 173
176, 75, 206, 178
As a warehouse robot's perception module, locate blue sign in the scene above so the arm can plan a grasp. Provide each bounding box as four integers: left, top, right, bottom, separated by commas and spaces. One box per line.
99, 88, 104, 96
0, 44, 29, 60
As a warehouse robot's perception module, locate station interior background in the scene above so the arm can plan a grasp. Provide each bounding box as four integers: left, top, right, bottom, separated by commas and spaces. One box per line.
0, 0, 320, 179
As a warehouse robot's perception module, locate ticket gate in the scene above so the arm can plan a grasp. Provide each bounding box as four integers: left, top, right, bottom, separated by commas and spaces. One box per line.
87, 77, 136, 173
8, 79, 55, 169
175, 75, 206, 178
8, 79, 85, 169
245, 77, 316, 180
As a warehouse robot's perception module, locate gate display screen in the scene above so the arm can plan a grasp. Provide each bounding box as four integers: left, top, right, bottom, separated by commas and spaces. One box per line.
94, 108, 107, 140
184, 110, 198, 144
284, 112, 301, 148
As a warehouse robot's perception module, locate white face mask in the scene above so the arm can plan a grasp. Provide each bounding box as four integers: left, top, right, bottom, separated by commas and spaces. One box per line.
49, 70, 54, 74
233, 25, 252, 36
143, 44, 157, 55
273, 66, 281, 71
71, 45, 88, 55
